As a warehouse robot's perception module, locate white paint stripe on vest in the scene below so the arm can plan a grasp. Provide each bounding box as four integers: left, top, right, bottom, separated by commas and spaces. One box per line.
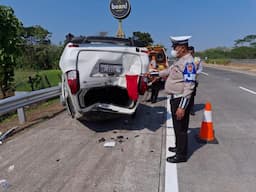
165, 96, 179, 192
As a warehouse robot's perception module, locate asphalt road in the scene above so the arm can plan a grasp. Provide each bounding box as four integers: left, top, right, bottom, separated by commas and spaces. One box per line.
0, 66, 256, 192
0, 95, 167, 192
179, 67, 256, 192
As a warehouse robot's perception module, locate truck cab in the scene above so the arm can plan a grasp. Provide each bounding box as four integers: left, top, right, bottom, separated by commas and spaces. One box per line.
147, 46, 169, 71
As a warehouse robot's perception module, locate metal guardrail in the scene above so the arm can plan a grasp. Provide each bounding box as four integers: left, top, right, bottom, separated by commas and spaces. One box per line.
230, 59, 256, 64
0, 85, 61, 123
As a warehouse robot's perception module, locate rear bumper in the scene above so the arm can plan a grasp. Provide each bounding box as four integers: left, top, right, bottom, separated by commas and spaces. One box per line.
78, 101, 138, 115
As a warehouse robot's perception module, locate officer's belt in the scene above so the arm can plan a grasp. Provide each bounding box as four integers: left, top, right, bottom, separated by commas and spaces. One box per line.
170, 94, 183, 100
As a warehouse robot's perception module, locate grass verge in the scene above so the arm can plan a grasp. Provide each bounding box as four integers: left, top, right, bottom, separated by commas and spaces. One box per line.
15, 69, 62, 91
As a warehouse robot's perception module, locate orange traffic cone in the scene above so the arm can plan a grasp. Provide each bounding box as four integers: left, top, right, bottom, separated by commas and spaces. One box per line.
197, 102, 218, 144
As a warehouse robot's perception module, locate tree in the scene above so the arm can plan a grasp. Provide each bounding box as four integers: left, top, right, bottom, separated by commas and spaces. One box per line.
243, 34, 256, 45
234, 34, 256, 47
234, 39, 245, 47
230, 46, 256, 59
198, 47, 228, 59
133, 31, 153, 46
0, 6, 23, 98
250, 42, 256, 48
18, 25, 60, 70
22, 25, 52, 45
48, 45, 63, 69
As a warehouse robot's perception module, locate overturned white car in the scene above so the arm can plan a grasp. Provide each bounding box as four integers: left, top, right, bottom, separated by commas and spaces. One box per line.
59, 36, 149, 120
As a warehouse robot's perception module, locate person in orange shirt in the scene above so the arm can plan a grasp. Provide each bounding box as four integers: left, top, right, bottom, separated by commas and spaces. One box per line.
147, 55, 161, 103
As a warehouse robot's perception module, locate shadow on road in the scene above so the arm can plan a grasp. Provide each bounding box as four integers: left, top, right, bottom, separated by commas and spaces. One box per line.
188, 126, 219, 159
79, 102, 166, 133
187, 127, 205, 159
194, 103, 205, 113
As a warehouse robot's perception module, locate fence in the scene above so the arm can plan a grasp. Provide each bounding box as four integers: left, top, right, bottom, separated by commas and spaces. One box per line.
0, 85, 61, 124
230, 59, 256, 65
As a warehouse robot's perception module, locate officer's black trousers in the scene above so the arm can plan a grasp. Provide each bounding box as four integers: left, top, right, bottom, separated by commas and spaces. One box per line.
190, 81, 199, 112
170, 97, 192, 157
150, 80, 161, 102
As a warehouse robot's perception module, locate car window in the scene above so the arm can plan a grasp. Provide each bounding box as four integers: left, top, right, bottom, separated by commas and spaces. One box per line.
156, 52, 165, 62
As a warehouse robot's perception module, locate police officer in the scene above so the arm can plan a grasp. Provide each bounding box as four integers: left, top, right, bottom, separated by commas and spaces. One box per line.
159, 36, 196, 163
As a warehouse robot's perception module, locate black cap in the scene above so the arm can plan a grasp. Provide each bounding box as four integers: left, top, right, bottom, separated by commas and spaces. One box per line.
188, 46, 195, 51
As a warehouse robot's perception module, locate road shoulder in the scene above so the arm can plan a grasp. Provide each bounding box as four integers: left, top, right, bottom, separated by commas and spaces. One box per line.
205, 63, 256, 76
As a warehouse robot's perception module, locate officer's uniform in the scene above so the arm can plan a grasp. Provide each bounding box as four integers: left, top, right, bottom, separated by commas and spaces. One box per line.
190, 56, 203, 114
159, 36, 196, 161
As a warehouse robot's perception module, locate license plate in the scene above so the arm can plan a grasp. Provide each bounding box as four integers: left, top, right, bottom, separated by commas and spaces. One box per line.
99, 63, 123, 74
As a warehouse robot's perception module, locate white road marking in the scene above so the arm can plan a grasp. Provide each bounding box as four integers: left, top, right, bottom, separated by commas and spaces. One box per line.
239, 86, 256, 95
165, 96, 179, 192
201, 72, 209, 76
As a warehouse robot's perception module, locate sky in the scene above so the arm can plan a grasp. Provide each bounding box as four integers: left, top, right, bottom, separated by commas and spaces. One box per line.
1, 0, 256, 52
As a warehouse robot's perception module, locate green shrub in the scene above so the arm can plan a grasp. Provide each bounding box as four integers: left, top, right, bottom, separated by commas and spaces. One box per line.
14, 69, 61, 91
205, 58, 231, 65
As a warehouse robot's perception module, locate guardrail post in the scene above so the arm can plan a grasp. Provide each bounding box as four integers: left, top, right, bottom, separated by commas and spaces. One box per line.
59, 82, 65, 106
0, 87, 61, 118
15, 91, 28, 124
17, 107, 26, 124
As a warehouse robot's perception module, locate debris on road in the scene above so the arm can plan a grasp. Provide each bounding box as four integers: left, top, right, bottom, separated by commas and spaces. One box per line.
116, 135, 125, 143
117, 136, 124, 139
98, 137, 106, 143
0, 127, 17, 143
104, 141, 116, 148
0, 179, 10, 190
7, 165, 15, 173
135, 135, 140, 138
